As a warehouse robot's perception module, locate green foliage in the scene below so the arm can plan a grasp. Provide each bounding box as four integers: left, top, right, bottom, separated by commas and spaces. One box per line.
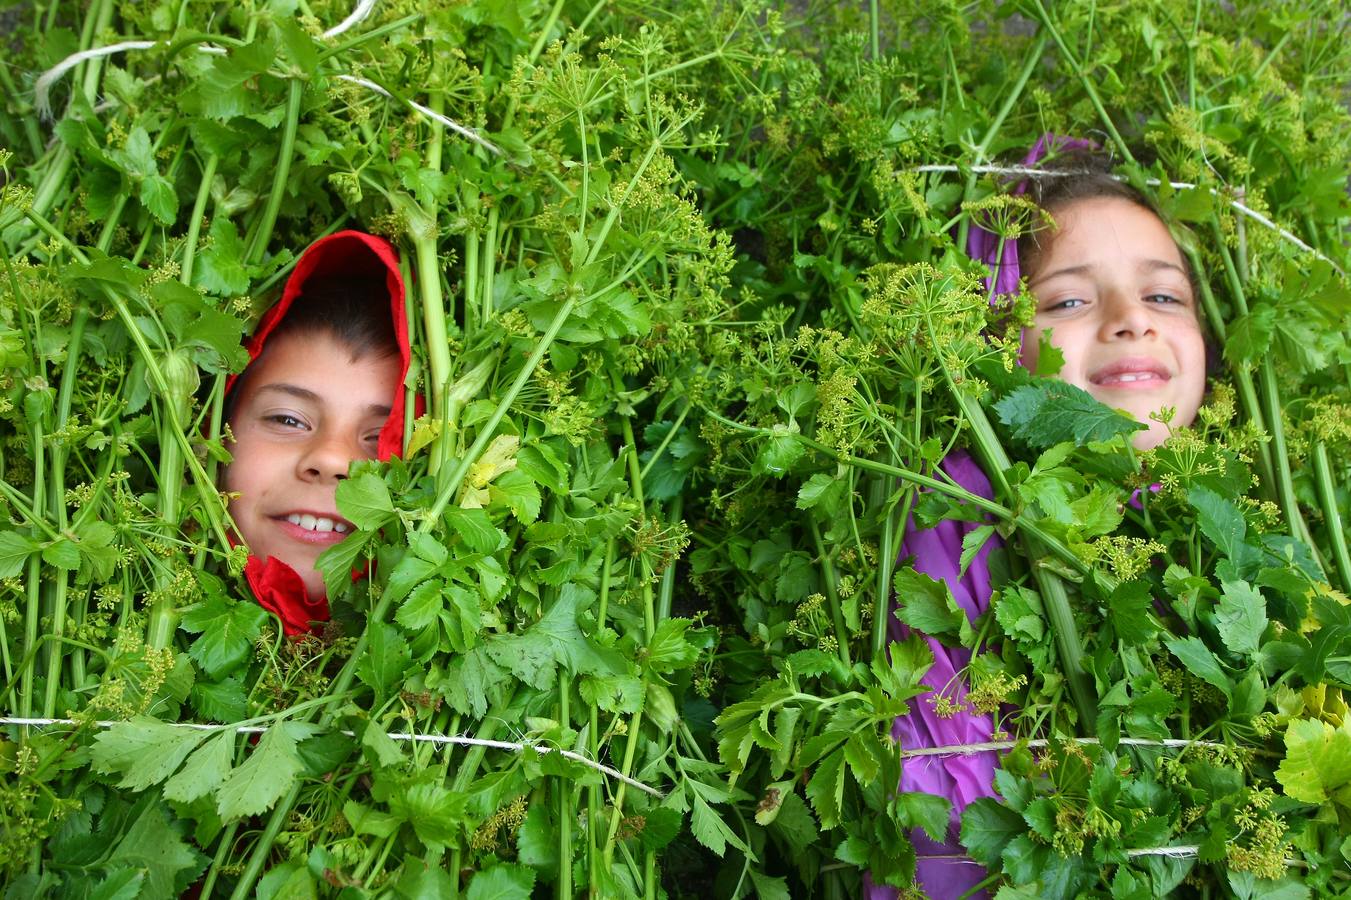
0, 0, 1348, 895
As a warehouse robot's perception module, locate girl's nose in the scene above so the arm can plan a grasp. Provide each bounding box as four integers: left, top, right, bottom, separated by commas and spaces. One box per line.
1098, 291, 1155, 341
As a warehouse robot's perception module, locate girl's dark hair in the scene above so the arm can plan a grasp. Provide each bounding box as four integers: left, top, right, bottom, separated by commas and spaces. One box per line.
224, 275, 397, 421
1017, 153, 1171, 281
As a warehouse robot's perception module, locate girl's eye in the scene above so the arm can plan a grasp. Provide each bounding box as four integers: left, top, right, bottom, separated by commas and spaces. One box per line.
1047, 297, 1085, 311
1146, 293, 1183, 305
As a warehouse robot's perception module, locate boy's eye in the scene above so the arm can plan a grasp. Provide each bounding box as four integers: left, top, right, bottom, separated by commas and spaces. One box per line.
1145, 293, 1183, 305
267, 413, 307, 429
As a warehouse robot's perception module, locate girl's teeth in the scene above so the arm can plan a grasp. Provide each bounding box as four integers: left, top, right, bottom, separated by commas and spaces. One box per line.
283, 514, 345, 533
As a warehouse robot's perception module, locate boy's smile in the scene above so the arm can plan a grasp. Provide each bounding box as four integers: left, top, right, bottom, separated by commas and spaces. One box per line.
223, 329, 401, 600
1021, 197, 1207, 449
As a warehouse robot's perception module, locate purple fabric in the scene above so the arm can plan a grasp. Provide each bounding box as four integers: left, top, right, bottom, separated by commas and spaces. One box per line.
964, 134, 1096, 303
869, 134, 1095, 900
866, 452, 998, 900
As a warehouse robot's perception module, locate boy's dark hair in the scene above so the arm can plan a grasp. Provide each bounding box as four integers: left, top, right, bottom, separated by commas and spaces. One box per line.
224, 274, 397, 421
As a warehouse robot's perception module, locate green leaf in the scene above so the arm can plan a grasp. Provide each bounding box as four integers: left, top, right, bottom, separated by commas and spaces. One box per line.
754, 426, 804, 477
896, 791, 952, 843
216, 722, 317, 820
1188, 485, 1260, 572
441, 584, 482, 654
317, 529, 374, 600
336, 472, 395, 530
770, 791, 818, 854
805, 747, 846, 830
1033, 329, 1065, 376
362, 720, 405, 768
466, 864, 535, 900
181, 593, 269, 678
689, 791, 749, 856
1215, 580, 1267, 656
489, 468, 542, 523
959, 525, 996, 578
164, 730, 234, 804
443, 506, 503, 554
195, 217, 250, 296
43, 538, 81, 571
395, 579, 444, 631
637, 806, 682, 851
1107, 580, 1157, 644
994, 380, 1144, 448
646, 618, 700, 672
89, 870, 145, 900
1274, 718, 1351, 805
356, 620, 412, 703
106, 800, 204, 900
797, 472, 847, 514
893, 568, 969, 643
389, 777, 467, 850
960, 797, 1025, 867
0, 531, 37, 578
1163, 636, 1233, 699
91, 718, 208, 792
344, 800, 401, 838
140, 174, 178, 225
749, 870, 791, 900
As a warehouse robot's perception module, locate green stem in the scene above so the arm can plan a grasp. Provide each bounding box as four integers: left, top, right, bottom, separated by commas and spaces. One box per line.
180, 153, 219, 285
558, 677, 573, 900
1028, 0, 1134, 164
1313, 443, 1351, 592
807, 519, 852, 668
41, 308, 90, 717
246, 79, 304, 266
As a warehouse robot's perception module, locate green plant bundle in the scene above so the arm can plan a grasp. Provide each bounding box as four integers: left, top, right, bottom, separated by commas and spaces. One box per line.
0, 1, 1348, 899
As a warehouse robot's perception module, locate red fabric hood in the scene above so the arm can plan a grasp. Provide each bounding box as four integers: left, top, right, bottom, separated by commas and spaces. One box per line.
228, 230, 410, 635
226, 229, 411, 460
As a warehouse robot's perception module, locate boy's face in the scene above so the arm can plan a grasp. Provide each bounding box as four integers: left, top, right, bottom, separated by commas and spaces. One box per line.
223, 330, 400, 600
1021, 197, 1207, 450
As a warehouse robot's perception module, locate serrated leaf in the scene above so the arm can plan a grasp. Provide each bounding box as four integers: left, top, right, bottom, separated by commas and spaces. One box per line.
1274, 718, 1351, 805
638, 806, 682, 851
1164, 636, 1232, 699
336, 472, 395, 530
181, 594, 269, 678
140, 174, 178, 225
1108, 580, 1157, 645
194, 217, 250, 295
395, 579, 443, 631
959, 797, 1024, 867
356, 620, 412, 703
1216, 579, 1267, 656
646, 618, 700, 672
42, 538, 81, 570
893, 568, 968, 643
91, 718, 208, 792
344, 800, 401, 838
805, 747, 846, 830
362, 720, 405, 768
489, 468, 541, 523
754, 427, 804, 477
959, 524, 995, 578
443, 506, 503, 553
749, 870, 790, 900
466, 864, 534, 900
0, 531, 37, 578
163, 730, 234, 804
106, 800, 203, 900
216, 722, 316, 820
994, 380, 1144, 448
689, 791, 749, 856
897, 791, 952, 843
389, 777, 467, 850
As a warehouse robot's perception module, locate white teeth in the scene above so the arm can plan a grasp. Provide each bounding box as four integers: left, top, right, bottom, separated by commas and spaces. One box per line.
284, 514, 345, 533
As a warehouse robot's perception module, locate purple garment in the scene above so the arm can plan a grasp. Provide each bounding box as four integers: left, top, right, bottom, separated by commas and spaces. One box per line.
869, 134, 1095, 900
866, 452, 998, 900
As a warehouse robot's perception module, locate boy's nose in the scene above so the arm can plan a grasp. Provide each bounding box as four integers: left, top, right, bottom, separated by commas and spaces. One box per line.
297, 432, 360, 483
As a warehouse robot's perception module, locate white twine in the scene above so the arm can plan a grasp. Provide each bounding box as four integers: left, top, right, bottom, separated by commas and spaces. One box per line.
0, 716, 663, 798
322, 0, 379, 39
914, 163, 1345, 275
34, 40, 225, 119
335, 74, 504, 157
31, 39, 505, 159
900, 736, 1232, 757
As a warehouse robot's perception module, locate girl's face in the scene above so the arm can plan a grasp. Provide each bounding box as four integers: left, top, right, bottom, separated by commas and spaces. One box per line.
1021, 197, 1207, 450
222, 330, 400, 600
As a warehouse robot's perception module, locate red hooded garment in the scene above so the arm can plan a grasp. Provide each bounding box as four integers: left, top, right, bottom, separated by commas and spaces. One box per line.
225, 231, 411, 635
